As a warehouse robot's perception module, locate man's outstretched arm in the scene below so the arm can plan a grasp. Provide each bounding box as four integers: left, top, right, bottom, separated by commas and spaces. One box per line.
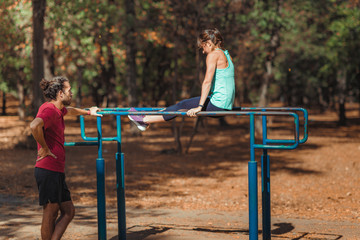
66, 106, 102, 116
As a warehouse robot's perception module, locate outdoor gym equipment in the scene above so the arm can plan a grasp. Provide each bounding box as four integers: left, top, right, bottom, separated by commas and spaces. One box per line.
64, 107, 308, 240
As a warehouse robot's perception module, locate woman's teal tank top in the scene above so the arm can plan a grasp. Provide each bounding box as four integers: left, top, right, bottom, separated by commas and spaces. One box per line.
209, 49, 235, 110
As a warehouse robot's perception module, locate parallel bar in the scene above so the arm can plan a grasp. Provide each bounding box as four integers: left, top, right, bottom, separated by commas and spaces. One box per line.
84, 111, 302, 151
262, 112, 271, 240
115, 116, 126, 240
253, 144, 298, 150
116, 152, 126, 240
101, 107, 164, 111
96, 117, 107, 240
239, 107, 308, 144
261, 154, 271, 239
95, 107, 308, 144
64, 142, 98, 146
249, 114, 258, 240
99, 110, 297, 117
116, 115, 122, 153
80, 115, 118, 142
88, 107, 308, 145
265, 139, 296, 144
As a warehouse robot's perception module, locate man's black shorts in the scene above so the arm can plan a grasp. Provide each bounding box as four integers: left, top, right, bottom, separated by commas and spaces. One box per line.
34, 167, 71, 206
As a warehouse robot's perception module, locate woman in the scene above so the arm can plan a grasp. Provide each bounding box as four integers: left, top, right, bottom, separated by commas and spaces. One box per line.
129, 28, 235, 131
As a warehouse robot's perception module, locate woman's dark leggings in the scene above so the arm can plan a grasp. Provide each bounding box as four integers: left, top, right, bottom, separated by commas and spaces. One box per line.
163, 96, 225, 121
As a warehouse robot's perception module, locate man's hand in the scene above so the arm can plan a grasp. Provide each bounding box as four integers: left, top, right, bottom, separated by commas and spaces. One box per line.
187, 106, 202, 117
89, 106, 103, 117
37, 147, 57, 161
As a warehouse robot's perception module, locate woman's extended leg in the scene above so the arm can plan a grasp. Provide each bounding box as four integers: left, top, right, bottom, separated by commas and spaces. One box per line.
128, 97, 201, 131
145, 97, 202, 123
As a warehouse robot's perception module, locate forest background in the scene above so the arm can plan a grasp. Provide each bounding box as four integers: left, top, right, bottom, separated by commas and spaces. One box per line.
0, 0, 360, 125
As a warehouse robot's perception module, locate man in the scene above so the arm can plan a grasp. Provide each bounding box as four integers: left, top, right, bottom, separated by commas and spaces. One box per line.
30, 76, 101, 240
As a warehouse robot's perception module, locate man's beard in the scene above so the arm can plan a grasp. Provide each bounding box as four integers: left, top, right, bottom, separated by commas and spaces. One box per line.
62, 98, 72, 106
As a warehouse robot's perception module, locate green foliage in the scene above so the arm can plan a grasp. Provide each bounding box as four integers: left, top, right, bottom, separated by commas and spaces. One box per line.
1, 0, 359, 113
0, 1, 32, 95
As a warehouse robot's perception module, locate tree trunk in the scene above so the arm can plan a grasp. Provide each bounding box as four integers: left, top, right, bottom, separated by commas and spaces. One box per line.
256, 1, 280, 133
32, 0, 46, 115
242, 76, 250, 104
44, 28, 55, 80
337, 69, 347, 126
317, 87, 327, 111
258, 61, 272, 108
104, 43, 118, 108
124, 0, 137, 107
1, 91, 6, 116
17, 77, 26, 120
124, 0, 140, 134
76, 67, 83, 108
172, 33, 183, 153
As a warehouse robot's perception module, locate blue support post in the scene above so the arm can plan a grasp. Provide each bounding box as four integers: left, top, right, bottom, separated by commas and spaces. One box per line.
261, 154, 270, 239
96, 116, 107, 240
249, 114, 258, 240
115, 115, 126, 240
262, 113, 271, 240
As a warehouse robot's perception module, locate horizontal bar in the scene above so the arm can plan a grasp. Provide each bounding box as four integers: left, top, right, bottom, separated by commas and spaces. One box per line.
98, 110, 298, 117
237, 107, 304, 111
265, 139, 296, 144
253, 143, 298, 150
64, 142, 98, 146
80, 136, 119, 142
100, 107, 164, 111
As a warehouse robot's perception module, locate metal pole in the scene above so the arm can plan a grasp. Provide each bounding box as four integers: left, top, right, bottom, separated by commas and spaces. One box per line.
115, 115, 126, 240
96, 116, 107, 240
249, 114, 258, 240
261, 113, 271, 240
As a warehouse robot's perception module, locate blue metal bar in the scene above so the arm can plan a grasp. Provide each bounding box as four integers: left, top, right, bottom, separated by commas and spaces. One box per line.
96, 116, 107, 240
255, 112, 299, 150
93, 110, 300, 151
64, 142, 98, 146
262, 111, 271, 240
86, 106, 308, 145
89, 107, 308, 145
80, 115, 118, 142
99, 110, 297, 117
300, 109, 307, 144
249, 114, 258, 240
71, 110, 304, 150
115, 116, 126, 240
265, 139, 296, 144
100, 107, 164, 111
261, 154, 271, 240
116, 152, 126, 240
253, 144, 298, 150
238, 107, 308, 144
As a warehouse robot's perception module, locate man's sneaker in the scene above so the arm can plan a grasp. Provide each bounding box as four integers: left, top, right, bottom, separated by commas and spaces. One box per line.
128, 107, 149, 131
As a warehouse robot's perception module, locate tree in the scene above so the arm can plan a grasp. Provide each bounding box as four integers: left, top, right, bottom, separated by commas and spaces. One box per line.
322, 1, 360, 125
0, 1, 32, 118
32, 0, 46, 115
124, 0, 138, 107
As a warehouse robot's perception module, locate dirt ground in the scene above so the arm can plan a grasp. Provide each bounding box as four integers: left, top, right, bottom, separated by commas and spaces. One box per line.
0, 97, 359, 239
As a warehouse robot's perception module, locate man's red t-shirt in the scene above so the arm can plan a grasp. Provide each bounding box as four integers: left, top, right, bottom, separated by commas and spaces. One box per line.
35, 102, 68, 173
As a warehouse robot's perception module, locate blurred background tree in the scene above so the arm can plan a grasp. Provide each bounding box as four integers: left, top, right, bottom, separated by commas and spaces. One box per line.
0, 0, 359, 125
